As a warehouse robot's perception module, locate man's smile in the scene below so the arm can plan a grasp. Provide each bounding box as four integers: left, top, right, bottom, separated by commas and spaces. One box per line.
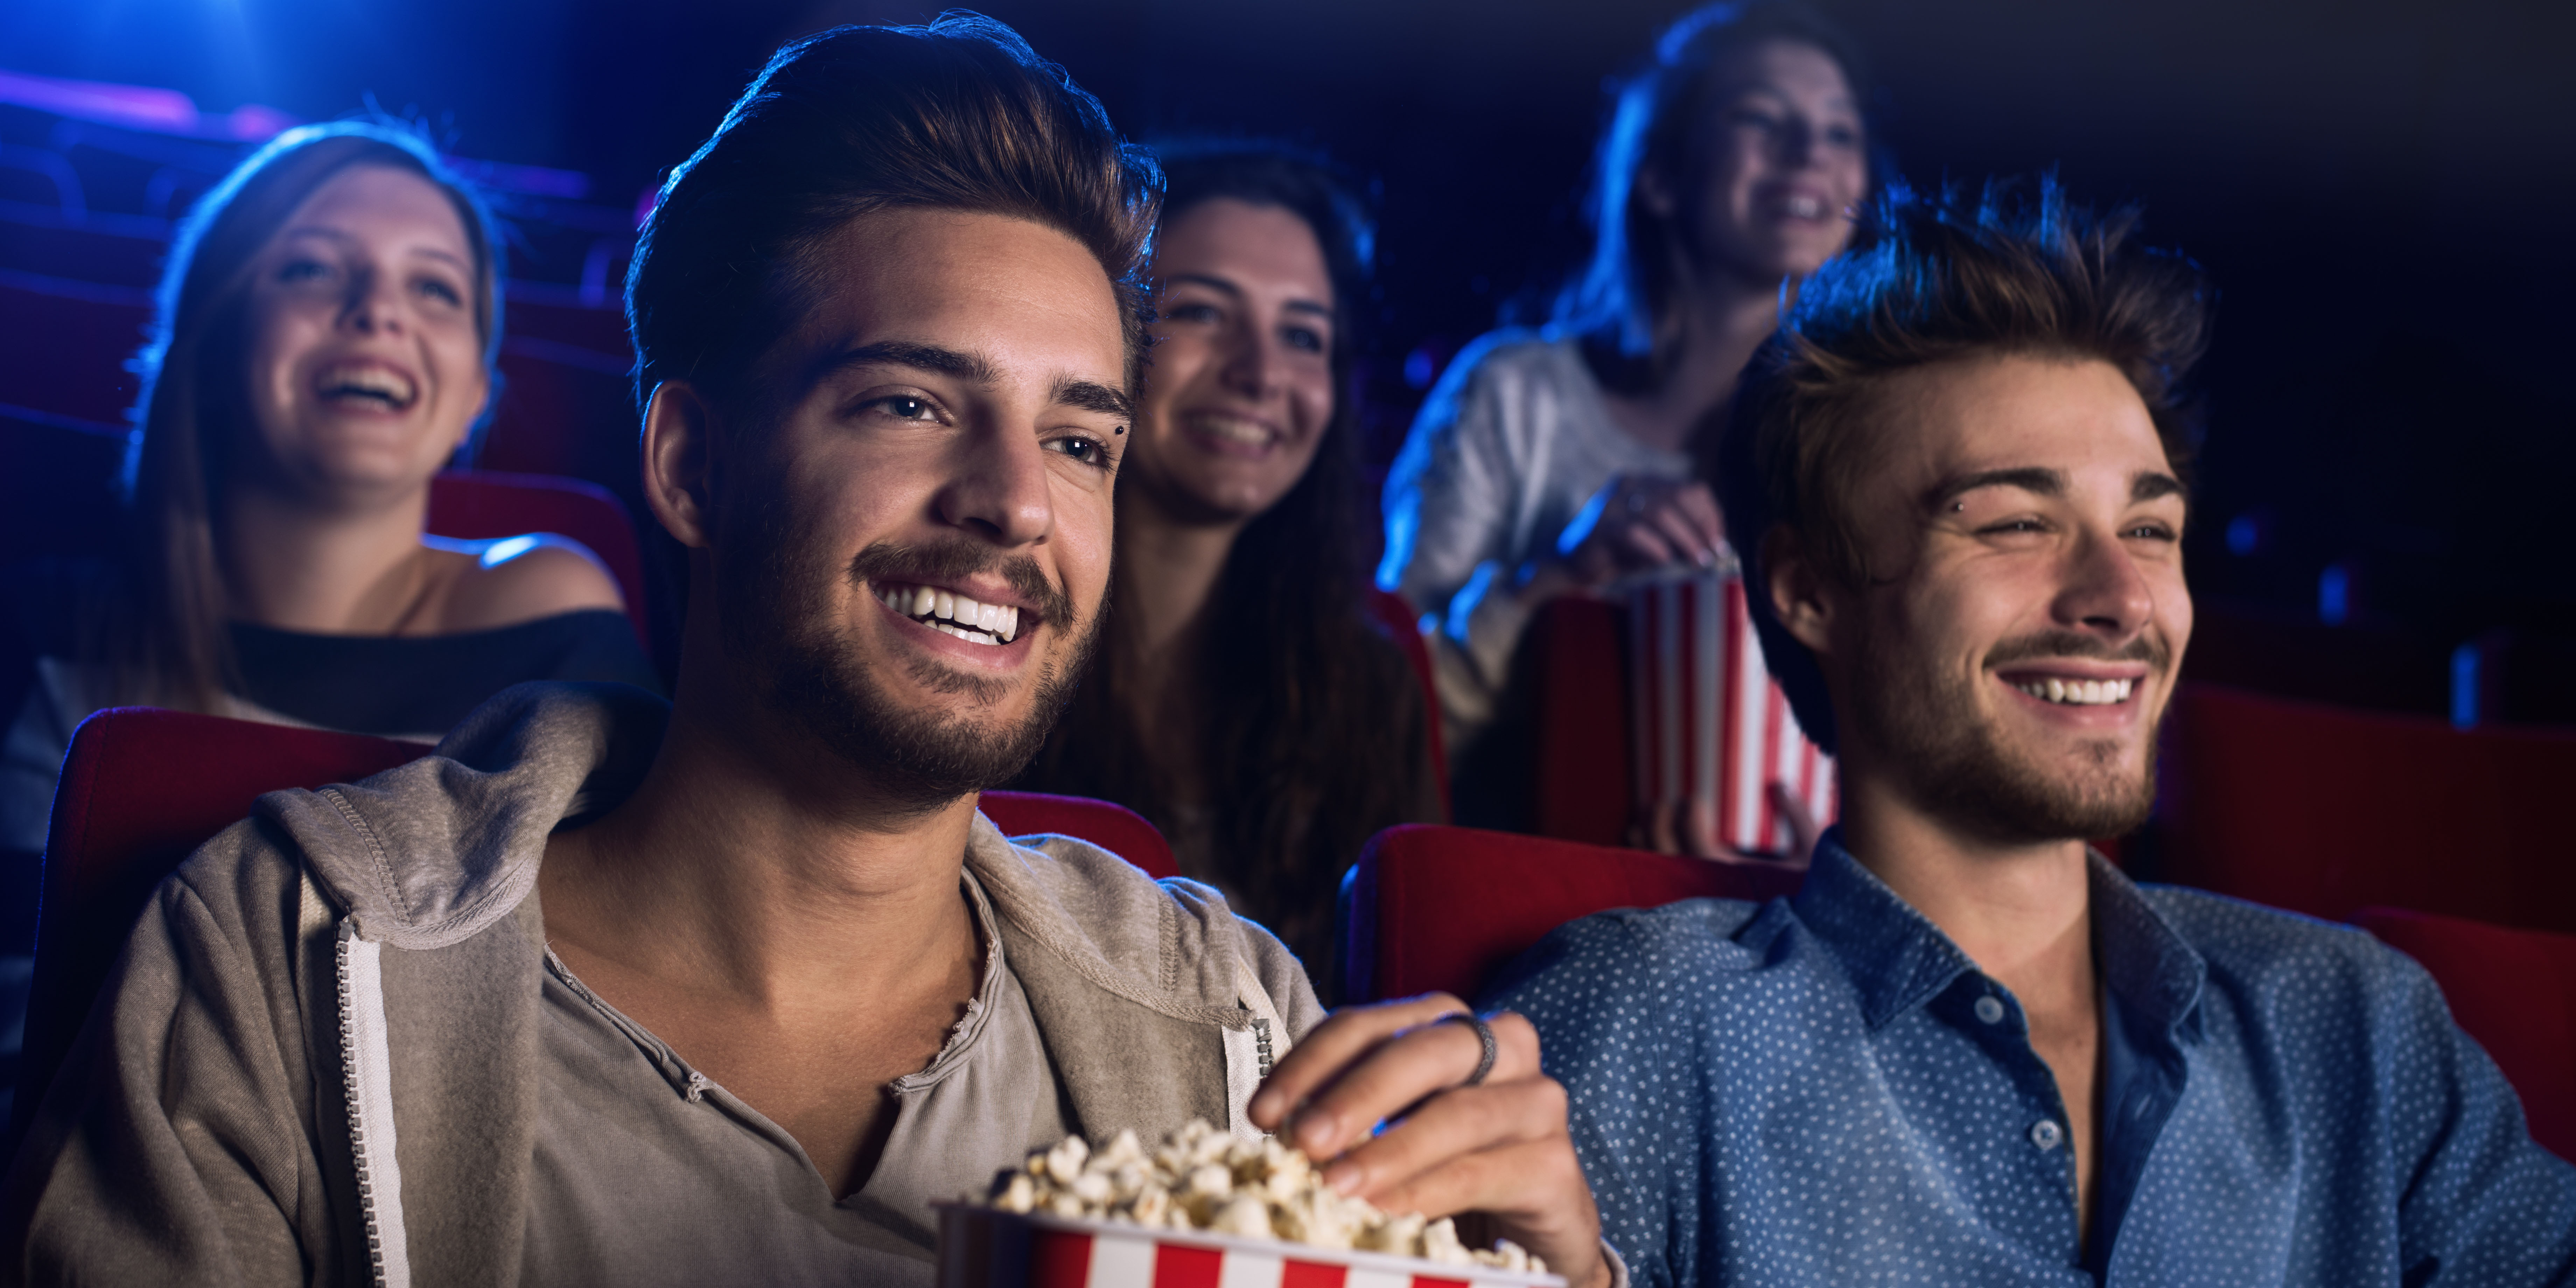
873, 581, 1022, 645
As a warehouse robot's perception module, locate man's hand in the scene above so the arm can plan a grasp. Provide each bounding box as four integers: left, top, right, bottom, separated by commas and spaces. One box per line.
1247, 995, 1610, 1288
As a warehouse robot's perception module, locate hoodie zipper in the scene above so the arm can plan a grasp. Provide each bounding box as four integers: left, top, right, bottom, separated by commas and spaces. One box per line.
336, 930, 400, 1288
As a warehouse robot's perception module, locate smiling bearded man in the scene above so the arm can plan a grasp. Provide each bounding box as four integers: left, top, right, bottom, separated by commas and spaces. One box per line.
1486, 182, 2576, 1287
4, 17, 1618, 1288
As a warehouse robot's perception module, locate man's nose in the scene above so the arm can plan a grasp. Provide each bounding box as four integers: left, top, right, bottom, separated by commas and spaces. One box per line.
2053, 528, 2157, 639
933, 424, 1054, 547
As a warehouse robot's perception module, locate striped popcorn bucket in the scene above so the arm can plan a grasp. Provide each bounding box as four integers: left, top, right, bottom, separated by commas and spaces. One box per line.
1625, 568, 1837, 856
937, 1204, 1566, 1288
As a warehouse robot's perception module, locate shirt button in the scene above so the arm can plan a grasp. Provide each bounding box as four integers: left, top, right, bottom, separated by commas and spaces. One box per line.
1974, 995, 2006, 1025
2030, 1119, 2065, 1151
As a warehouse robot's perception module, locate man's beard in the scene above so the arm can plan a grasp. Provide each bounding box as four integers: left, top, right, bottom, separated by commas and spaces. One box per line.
1848, 622, 2170, 846
718, 506, 1099, 814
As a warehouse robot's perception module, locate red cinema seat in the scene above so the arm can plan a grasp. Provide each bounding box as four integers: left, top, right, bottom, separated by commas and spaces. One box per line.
1528, 595, 1631, 846
2161, 684, 2576, 935
1366, 588, 1449, 817
980, 790, 1177, 882
10, 707, 428, 1148
10, 707, 1176, 1148
2353, 907, 2576, 1163
426, 469, 651, 651
1342, 823, 1805, 1004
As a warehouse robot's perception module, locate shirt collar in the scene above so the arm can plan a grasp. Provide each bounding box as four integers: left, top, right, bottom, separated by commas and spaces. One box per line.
1792, 831, 1985, 1030
1794, 828, 2207, 1041
2087, 850, 2208, 1047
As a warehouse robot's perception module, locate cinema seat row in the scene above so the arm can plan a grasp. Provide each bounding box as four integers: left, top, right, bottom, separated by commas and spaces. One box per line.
11, 705, 2571, 1171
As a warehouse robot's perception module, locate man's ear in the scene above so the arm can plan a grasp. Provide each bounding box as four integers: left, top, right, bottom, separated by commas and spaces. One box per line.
642, 381, 718, 550
1762, 526, 1837, 657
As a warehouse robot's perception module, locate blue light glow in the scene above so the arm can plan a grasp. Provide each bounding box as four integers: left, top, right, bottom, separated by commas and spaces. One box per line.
2226, 513, 2259, 555
2450, 642, 2480, 730
2318, 564, 2351, 625
1403, 346, 1436, 390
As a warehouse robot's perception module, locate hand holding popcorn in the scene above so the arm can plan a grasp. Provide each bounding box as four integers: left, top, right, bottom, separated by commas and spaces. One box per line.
1247, 995, 1610, 1288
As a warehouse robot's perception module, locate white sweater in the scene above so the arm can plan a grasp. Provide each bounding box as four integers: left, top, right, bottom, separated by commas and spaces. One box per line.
1377, 330, 1691, 755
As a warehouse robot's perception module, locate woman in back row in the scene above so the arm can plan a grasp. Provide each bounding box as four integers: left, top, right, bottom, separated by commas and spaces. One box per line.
1014, 144, 1442, 994
1379, 0, 1874, 823
0, 123, 661, 1112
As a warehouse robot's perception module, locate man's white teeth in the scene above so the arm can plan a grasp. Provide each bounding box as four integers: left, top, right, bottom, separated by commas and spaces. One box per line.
2015, 677, 2134, 706
1186, 414, 1271, 446
1784, 194, 1824, 219
876, 583, 1019, 644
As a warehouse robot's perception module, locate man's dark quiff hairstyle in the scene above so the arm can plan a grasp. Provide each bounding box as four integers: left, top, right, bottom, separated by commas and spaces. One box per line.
1714, 176, 2213, 754
624, 12, 1163, 420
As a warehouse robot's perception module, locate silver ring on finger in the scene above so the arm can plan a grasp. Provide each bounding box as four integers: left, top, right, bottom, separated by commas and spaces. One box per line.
1434, 1010, 1498, 1088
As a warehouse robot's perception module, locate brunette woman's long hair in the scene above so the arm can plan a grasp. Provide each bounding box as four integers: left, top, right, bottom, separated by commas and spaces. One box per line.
1014, 144, 1430, 989
102, 122, 502, 710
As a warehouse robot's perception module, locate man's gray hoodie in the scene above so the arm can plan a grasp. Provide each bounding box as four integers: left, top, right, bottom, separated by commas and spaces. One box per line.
2, 683, 1325, 1287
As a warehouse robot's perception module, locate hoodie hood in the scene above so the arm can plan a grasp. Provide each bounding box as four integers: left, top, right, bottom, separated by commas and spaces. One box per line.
264, 682, 665, 950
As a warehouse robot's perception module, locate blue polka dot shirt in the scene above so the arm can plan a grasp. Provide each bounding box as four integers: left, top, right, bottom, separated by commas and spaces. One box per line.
1485, 834, 2576, 1286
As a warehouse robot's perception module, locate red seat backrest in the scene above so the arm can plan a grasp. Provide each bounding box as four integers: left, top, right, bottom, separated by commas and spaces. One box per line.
2353, 906, 2576, 1163
1365, 588, 1449, 817
425, 468, 650, 651
12, 708, 428, 1147
11, 708, 1177, 1147
1528, 595, 1631, 845
1344, 822, 1805, 1003
2162, 684, 2576, 934
980, 790, 1178, 882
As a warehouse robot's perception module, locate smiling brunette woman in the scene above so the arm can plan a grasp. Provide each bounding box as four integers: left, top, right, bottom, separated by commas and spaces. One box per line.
1013, 144, 1440, 995
0, 123, 660, 1083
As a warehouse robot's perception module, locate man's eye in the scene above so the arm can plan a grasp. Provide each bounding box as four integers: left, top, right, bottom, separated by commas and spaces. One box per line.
1045, 434, 1113, 468
1162, 302, 1220, 325
1282, 325, 1325, 354
1825, 124, 1863, 148
416, 277, 464, 306
1728, 108, 1780, 132
2126, 522, 2179, 542
278, 259, 330, 283
1979, 518, 2049, 536
864, 394, 940, 422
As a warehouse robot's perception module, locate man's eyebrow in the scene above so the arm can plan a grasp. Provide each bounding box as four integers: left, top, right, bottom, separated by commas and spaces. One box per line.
1053, 378, 1132, 421
2132, 471, 2188, 504
811, 340, 1000, 387
1927, 467, 2065, 511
